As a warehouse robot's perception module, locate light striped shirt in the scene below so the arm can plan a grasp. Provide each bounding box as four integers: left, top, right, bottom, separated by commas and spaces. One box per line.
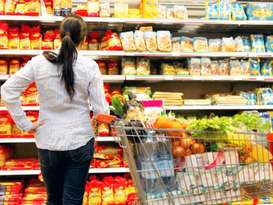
1, 53, 108, 151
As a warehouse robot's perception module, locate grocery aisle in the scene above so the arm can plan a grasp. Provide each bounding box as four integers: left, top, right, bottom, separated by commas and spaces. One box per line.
0, 0, 273, 204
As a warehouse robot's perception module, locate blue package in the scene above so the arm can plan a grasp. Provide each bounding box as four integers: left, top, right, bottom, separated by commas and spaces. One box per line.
231, 2, 247, 20
251, 34, 265, 53
219, 0, 231, 20
261, 60, 273, 76
206, 3, 219, 20
249, 59, 261, 76
246, 3, 273, 20
266, 35, 273, 52
242, 36, 251, 52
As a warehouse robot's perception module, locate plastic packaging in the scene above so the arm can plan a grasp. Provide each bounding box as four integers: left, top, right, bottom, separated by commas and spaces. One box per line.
8, 27, 19, 49
241, 60, 250, 75
222, 37, 236, 52
97, 61, 107, 75
172, 37, 181, 52
9, 59, 20, 74
30, 26, 42, 50
166, 6, 175, 19
242, 36, 251, 52
235, 36, 244, 52
88, 31, 100, 50
189, 58, 201, 76
144, 31, 157, 52
5, 0, 16, 15
157, 31, 172, 52
174, 5, 188, 19
230, 60, 242, 76
158, 5, 166, 19
218, 60, 230, 75
180, 37, 193, 52
136, 58, 150, 75
134, 31, 146, 52
193, 37, 208, 52
249, 59, 261, 76
141, 0, 158, 18
246, 3, 273, 20
251, 34, 265, 53
161, 63, 175, 75
0, 59, 8, 75
19, 25, 31, 50
100, 30, 123, 51
210, 60, 219, 75
42, 30, 55, 50
122, 58, 136, 75
120, 31, 136, 51
231, 2, 247, 20
266, 35, 273, 52
99, 2, 110, 17
0, 23, 8, 49
54, 30, 61, 49
201, 58, 211, 76
114, 2, 128, 18
108, 60, 119, 75
208, 39, 222, 52
261, 60, 273, 76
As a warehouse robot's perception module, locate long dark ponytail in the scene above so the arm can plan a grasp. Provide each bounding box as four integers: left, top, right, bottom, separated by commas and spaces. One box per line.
43, 15, 87, 100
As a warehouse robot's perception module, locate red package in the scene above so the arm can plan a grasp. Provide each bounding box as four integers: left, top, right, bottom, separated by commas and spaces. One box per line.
42, 30, 55, 50
100, 30, 123, 51
30, 25, 42, 50
20, 25, 31, 50
8, 27, 19, 49
53, 30, 61, 49
88, 31, 100, 50
0, 22, 9, 49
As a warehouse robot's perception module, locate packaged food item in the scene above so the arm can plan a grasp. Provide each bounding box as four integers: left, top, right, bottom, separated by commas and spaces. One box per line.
218, 60, 230, 75
53, 0, 62, 16
136, 58, 150, 75
249, 59, 261, 76
0, 0, 4, 14
42, 30, 55, 50
88, 0, 99, 17
0, 59, 8, 75
44, 0, 53, 15
108, 60, 119, 75
120, 31, 136, 51
97, 61, 107, 75
246, 3, 273, 20
24, 0, 40, 16
242, 36, 251, 52
251, 34, 265, 53
114, 2, 128, 18
166, 6, 175, 19
99, 2, 110, 17
261, 60, 273, 76
100, 30, 123, 51
219, 0, 231, 20
8, 27, 19, 49
201, 58, 211, 76
144, 31, 157, 52
172, 37, 181, 52
158, 4, 166, 19
174, 62, 188, 75
174, 5, 188, 19
19, 24, 31, 50
206, 1, 218, 20
180, 37, 193, 52
0, 111, 12, 135
30, 25, 42, 50
193, 37, 208, 52
235, 36, 244, 52
266, 35, 273, 52
0, 22, 8, 49
54, 30, 61, 49
122, 58, 136, 75
23, 84, 38, 106
230, 60, 242, 76
88, 31, 99, 50
128, 8, 141, 18
157, 31, 172, 52
61, 0, 72, 16
9, 59, 20, 74
222, 37, 236, 52
5, 0, 16, 14
134, 31, 146, 52
161, 63, 175, 75
210, 60, 219, 75
231, 2, 247, 20
141, 0, 158, 18
241, 60, 250, 75
189, 58, 201, 76
208, 39, 222, 52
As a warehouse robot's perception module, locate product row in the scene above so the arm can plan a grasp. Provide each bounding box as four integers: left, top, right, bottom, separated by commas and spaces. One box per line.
206, 1, 273, 21
0, 57, 29, 75
0, 0, 40, 16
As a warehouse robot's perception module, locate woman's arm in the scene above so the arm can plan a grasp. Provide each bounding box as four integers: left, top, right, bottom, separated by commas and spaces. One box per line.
1, 60, 35, 131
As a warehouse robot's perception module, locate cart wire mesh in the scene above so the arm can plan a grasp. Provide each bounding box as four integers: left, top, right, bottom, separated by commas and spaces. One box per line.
113, 120, 273, 205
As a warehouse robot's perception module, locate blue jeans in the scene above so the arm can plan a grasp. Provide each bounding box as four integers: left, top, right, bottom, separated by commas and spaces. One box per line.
38, 139, 94, 205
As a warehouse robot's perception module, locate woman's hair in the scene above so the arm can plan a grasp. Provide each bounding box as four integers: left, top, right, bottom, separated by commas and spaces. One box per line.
43, 15, 87, 100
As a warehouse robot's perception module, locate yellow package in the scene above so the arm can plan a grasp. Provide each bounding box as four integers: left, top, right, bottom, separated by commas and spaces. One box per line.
0, 112, 12, 135
141, 0, 158, 18
9, 59, 20, 74
0, 59, 8, 75
102, 185, 114, 205
114, 2, 128, 18
128, 8, 141, 18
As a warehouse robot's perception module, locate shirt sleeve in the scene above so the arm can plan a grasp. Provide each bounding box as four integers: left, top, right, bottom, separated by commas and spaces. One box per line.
88, 63, 109, 116
1, 60, 35, 131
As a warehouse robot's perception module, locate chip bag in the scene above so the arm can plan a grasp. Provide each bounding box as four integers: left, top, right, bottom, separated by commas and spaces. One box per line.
8, 27, 19, 49
0, 22, 8, 49
30, 25, 42, 50
20, 24, 31, 50
100, 30, 123, 51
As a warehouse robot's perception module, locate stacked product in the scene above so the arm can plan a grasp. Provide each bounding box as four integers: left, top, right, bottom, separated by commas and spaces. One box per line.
152, 92, 184, 106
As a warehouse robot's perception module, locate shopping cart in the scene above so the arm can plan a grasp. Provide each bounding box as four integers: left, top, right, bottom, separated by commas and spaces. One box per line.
112, 120, 273, 205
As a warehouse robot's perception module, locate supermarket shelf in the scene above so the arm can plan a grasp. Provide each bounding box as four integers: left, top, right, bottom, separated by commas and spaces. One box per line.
0, 168, 130, 176
165, 105, 273, 111
96, 136, 120, 142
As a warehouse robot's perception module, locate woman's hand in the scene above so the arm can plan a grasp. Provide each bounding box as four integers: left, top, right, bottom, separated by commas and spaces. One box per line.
29, 121, 45, 132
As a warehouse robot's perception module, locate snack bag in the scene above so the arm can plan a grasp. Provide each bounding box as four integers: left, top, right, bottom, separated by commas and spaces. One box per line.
200, 58, 211, 76
241, 60, 250, 75
219, 0, 231, 20
88, 0, 99, 17
235, 36, 244, 52
158, 4, 166, 19
8, 27, 19, 49
174, 5, 188, 19
161, 63, 175, 75
5, 0, 16, 14
242, 36, 251, 52
180, 36, 193, 52
136, 58, 150, 75
141, 0, 158, 18
98, 123, 110, 136
24, 0, 40, 16
88, 180, 102, 205
14, 0, 25, 15
122, 58, 136, 75
100, 30, 123, 51
144, 31, 157, 52
172, 37, 181, 52
249, 59, 261, 76
108, 60, 119, 75
193, 37, 208, 52
231, 2, 247, 20
0, 0, 4, 14
97, 61, 107, 75
23, 83, 38, 105
19, 24, 31, 50
134, 31, 146, 52
0, 111, 12, 135
208, 39, 221, 52
222, 37, 235, 52
0, 22, 8, 49
114, 177, 127, 205
101, 181, 114, 205
251, 34, 265, 53
166, 6, 175, 19
261, 60, 273, 76
189, 58, 201, 76
54, 30, 61, 49
266, 35, 273, 52
218, 60, 230, 75
0, 59, 8, 74
230, 60, 242, 76
206, 1, 219, 20
100, 2, 110, 17
128, 8, 141, 18
120, 32, 136, 51
30, 25, 42, 50
88, 31, 100, 50
114, 2, 128, 18
9, 59, 20, 74
157, 31, 172, 52
174, 62, 188, 75
210, 60, 219, 75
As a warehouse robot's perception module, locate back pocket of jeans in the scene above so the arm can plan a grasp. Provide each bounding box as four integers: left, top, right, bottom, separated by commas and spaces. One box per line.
69, 139, 94, 163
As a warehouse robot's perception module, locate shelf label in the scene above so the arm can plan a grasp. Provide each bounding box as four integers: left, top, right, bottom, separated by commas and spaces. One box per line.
164, 76, 174, 80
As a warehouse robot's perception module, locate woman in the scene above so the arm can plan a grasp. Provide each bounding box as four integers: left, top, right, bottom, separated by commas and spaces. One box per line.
1, 15, 108, 205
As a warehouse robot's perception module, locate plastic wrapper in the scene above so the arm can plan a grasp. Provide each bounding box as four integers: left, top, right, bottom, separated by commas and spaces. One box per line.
30, 26, 42, 50
249, 59, 260, 76
201, 58, 211, 76
206, 1, 218, 20
166, 6, 175, 19
24, 0, 40, 16
0, 111, 12, 135
241, 60, 250, 75
0, 0, 4, 14
174, 5, 188, 19
218, 60, 230, 75
235, 36, 244, 52
0, 22, 8, 49
42, 30, 55, 50
230, 60, 242, 76
266, 35, 273, 52
20, 24, 31, 50
210, 60, 219, 75
123, 87, 151, 101
100, 30, 122, 51
128, 8, 141, 18
88, 31, 99, 50
8, 27, 19, 49
144, 31, 157, 52
261, 60, 273, 76
136, 58, 150, 75
54, 30, 61, 49
108, 60, 119, 75
231, 2, 247, 20
193, 37, 208, 52
120, 31, 136, 51
158, 4, 166, 19
208, 39, 221, 52
251, 34, 265, 53
87, 0, 99, 17
246, 3, 273, 20
99, 2, 110, 17
134, 31, 146, 52
174, 62, 188, 75
0, 59, 8, 75
157, 31, 172, 52
242, 36, 251, 52
5, 0, 15, 14
97, 61, 107, 75
141, 0, 158, 18
114, 3, 128, 18
222, 37, 236, 52
219, 0, 231, 20
181, 37, 193, 52
189, 58, 201, 76
9, 59, 20, 74
122, 58, 136, 75
172, 37, 181, 52
161, 63, 175, 75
